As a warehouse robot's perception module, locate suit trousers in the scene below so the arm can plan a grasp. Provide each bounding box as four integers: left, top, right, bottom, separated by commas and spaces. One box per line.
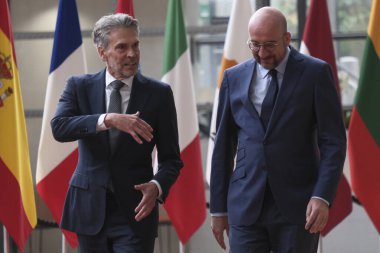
78, 190, 155, 253
229, 184, 319, 253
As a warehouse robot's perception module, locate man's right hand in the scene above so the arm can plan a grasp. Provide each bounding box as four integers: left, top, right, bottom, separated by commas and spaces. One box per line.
211, 216, 229, 250
105, 111, 153, 144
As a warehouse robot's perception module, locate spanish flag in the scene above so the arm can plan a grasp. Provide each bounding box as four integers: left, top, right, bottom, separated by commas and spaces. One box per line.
0, 0, 37, 251
348, 0, 380, 234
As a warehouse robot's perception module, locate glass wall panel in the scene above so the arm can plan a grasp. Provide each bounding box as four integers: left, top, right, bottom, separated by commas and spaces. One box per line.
336, 39, 366, 108
334, 0, 371, 34
192, 34, 224, 104
271, 0, 298, 35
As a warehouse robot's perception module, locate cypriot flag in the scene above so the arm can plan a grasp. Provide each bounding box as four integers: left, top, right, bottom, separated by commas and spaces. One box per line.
206, 0, 254, 184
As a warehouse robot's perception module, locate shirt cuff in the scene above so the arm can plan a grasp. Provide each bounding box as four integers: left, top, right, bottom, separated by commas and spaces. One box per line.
311, 196, 330, 206
150, 180, 163, 200
96, 113, 108, 132
210, 213, 228, 217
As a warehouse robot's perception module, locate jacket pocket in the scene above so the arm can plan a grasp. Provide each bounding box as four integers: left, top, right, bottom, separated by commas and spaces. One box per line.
230, 147, 246, 182
236, 147, 245, 163
230, 166, 246, 183
69, 173, 89, 190
234, 147, 246, 171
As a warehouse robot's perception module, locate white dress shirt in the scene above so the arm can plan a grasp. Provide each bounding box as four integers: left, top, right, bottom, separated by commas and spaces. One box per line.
96, 69, 162, 197
249, 47, 289, 115
96, 69, 133, 131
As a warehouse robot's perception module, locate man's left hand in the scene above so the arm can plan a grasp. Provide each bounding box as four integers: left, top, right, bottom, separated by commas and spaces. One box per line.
305, 198, 329, 233
134, 182, 158, 221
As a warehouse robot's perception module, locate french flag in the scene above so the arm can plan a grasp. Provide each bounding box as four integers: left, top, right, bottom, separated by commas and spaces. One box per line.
36, 0, 87, 247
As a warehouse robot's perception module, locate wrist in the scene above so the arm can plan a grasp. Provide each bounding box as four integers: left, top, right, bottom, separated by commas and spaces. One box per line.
104, 113, 112, 128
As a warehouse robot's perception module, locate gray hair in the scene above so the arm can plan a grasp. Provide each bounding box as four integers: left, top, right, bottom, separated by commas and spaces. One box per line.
92, 13, 139, 49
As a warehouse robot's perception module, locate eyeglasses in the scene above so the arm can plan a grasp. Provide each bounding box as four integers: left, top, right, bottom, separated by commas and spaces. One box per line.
247, 40, 280, 52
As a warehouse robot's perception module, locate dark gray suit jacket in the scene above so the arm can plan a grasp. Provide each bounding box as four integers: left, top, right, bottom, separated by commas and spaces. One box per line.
51, 69, 183, 238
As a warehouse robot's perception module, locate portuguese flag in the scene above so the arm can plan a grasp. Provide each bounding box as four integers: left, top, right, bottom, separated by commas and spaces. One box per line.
348, 0, 380, 234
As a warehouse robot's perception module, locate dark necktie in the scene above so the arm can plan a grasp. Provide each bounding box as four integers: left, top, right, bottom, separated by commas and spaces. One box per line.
261, 69, 278, 130
108, 80, 125, 152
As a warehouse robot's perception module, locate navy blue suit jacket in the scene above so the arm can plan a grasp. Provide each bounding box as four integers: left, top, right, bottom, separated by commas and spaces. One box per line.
51, 69, 183, 238
210, 48, 346, 226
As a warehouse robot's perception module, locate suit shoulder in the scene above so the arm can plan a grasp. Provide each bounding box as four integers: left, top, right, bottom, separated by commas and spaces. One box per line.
139, 74, 172, 92
297, 51, 329, 68
68, 70, 104, 84
225, 59, 254, 74
224, 59, 254, 74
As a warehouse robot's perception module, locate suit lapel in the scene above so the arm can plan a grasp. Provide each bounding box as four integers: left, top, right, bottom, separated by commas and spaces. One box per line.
87, 69, 107, 114
265, 48, 305, 136
127, 72, 152, 114
240, 60, 260, 120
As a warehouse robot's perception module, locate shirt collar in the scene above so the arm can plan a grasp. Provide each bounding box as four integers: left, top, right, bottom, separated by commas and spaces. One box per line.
105, 69, 134, 89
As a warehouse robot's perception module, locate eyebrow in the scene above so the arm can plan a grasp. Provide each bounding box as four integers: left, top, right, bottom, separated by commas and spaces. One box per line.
250, 40, 278, 43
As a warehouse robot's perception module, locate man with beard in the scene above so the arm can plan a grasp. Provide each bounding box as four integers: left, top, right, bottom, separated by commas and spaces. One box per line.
210, 7, 346, 253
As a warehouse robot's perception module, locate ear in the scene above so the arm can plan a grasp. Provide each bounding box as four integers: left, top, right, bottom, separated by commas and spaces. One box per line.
284, 32, 292, 45
97, 47, 106, 62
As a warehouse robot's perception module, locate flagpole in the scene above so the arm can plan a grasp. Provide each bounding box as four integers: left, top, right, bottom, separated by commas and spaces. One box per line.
3, 226, 10, 253
318, 236, 323, 253
62, 234, 68, 253
179, 242, 185, 253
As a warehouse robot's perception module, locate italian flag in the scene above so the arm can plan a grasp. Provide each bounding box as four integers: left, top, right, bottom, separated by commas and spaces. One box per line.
348, 0, 380, 234
0, 0, 37, 251
161, 0, 206, 244
206, 0, 254, 184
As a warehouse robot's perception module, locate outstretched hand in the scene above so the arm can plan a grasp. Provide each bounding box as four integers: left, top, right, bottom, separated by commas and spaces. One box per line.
105, 111, 153, 144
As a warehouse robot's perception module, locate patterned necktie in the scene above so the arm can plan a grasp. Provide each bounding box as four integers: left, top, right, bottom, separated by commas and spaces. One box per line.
108, 80, 125, 152
260, 69, 279, 130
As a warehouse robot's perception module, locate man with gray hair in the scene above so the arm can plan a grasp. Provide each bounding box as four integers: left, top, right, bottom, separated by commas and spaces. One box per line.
52, 13, 183, 253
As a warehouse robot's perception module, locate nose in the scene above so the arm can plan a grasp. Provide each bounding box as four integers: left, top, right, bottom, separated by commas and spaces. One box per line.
257, 46, 269, 57
126, 48, 137, 58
